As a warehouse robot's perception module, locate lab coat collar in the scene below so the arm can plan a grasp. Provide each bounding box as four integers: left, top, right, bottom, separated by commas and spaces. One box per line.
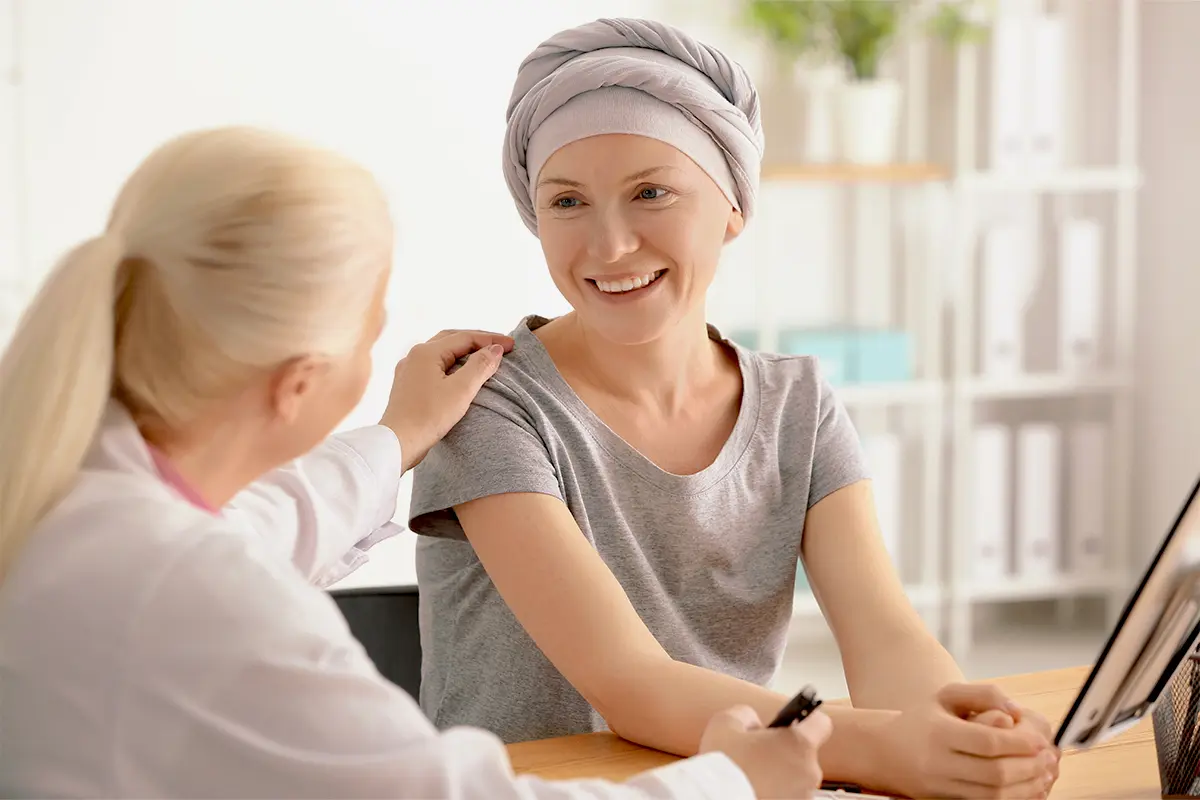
83, 399, 161, 480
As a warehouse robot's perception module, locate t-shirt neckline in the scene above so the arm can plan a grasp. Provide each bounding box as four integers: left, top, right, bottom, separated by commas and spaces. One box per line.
513, 315, 762, 495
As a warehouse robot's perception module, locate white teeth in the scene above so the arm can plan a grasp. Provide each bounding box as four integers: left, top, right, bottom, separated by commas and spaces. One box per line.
596, 270, 662, 294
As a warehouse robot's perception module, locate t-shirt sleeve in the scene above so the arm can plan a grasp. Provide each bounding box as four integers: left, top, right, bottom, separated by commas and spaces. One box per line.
807, 366, 871, 509
408, 376, 563, 540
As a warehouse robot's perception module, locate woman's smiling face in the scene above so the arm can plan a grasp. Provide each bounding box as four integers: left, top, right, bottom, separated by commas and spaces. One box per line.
533, 134, 744, 346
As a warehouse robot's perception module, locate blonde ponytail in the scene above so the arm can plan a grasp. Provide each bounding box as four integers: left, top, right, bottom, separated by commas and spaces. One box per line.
0, 236, 126, 577
0, 126, 393, 581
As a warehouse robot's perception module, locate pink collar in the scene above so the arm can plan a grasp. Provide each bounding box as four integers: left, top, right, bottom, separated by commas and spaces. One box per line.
147, 446, 218, 514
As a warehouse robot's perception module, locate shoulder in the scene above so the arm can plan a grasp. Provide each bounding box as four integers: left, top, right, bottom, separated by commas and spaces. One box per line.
735, 346, 838, 415
29, 467, 215, 571
451, 316, 563, 430
748, 349, 822, 385
17, 470, 302, 613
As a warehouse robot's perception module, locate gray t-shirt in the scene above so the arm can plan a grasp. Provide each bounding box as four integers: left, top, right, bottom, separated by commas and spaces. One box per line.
408, 315, 869, 744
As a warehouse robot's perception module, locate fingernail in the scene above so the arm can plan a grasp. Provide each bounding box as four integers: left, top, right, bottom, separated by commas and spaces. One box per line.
488, 344, 504, 358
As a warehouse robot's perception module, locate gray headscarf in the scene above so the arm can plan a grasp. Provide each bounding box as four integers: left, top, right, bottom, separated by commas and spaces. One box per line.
503, 18, 765, 236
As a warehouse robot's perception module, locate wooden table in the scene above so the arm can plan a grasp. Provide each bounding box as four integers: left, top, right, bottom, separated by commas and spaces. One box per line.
507, 666, 1164, 799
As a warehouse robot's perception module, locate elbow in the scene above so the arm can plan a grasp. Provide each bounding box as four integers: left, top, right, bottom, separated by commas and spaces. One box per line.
584, 672, 645, 739
582, 657, 672, 747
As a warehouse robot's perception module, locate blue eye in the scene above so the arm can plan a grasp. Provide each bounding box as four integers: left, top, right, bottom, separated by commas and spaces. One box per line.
638, 187, 669, 201
554, 197, 580, 209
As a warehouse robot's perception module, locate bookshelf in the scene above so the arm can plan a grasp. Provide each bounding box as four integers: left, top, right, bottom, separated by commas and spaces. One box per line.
943, 0, 1143, 660
734, 1, 1142, 661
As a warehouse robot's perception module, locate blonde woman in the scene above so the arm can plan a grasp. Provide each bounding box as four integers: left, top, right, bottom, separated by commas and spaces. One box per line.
0, 126, 830, 799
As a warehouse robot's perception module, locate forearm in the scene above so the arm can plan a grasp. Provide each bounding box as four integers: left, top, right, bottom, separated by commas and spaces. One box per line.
222, 426, 403, 584
606, 657, 897, 788
843, 627, 965, 710
605, 657, 790, 757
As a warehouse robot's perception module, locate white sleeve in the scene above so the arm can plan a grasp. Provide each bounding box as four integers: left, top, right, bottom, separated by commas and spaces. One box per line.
219, 425, 406, 586
122, 532, 756, 800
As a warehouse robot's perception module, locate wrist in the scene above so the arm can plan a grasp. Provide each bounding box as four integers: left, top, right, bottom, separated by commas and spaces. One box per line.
819, 705, 900, 793
378, 418, 415, 474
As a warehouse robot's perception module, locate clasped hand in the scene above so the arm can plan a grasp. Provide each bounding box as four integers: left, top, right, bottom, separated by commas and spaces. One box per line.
876, 683, 1061, 799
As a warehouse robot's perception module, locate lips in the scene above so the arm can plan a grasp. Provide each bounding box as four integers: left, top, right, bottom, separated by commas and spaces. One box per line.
588, 269, 665, 295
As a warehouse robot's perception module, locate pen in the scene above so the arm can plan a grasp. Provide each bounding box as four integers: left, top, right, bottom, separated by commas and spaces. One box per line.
768, 684, 823, 728
770, 688, 873, 796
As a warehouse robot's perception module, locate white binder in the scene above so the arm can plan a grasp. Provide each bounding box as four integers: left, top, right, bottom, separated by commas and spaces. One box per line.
988, 13, 1028, 171
981, 225, 1029, 376
1017, 423, 1063, 578
1029, 14, 1066, 170
1059, 218, 1103, 373
972, 425, 1011, 581
1068, 422, 1108, 574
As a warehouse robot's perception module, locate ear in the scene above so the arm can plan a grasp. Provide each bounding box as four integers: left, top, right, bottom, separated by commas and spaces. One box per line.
724, 208, 746, 243
267, 355, 330, 424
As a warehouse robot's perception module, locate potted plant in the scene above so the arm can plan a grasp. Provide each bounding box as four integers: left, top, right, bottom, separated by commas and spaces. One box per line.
744, 0, 992, 166
823, 0, 909, 165
743, 0, 842, 163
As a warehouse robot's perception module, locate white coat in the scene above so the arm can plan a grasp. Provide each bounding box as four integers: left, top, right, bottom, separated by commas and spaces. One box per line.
0, 400, 753, 799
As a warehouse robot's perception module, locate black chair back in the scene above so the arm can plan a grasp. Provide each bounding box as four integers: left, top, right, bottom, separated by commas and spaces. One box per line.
329, 585, 422, 698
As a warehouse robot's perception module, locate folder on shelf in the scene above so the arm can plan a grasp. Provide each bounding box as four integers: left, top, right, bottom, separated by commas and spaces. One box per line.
1059, 218, 1104, 373
1016, 424, 1062, 578
1029, 14, 1066, 170
776, 327, 914, 385
980, 225, 1030, 376
1068, 422, 1109, 574
988, 12, 1028, 171
971, 425, 1011, 582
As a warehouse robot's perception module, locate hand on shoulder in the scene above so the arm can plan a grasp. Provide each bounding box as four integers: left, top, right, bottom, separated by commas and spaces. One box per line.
379, 329, 515, 473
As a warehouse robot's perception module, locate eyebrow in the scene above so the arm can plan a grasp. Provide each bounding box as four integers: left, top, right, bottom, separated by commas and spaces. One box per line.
536, 166, 676, 191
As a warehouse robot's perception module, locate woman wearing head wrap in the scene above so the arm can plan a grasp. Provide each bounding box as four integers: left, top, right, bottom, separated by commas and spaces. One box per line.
411, 18, 1060, 799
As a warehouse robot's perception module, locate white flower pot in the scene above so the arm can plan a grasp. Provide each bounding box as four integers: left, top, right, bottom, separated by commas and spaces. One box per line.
836, 79, 903, 164
796, 64, 843, 164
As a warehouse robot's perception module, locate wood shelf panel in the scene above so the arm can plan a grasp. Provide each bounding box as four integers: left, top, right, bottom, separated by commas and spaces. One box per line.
762, 162, 949, 183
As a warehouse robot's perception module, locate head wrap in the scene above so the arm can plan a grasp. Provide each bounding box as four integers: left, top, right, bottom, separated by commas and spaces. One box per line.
503, 18, 765, 236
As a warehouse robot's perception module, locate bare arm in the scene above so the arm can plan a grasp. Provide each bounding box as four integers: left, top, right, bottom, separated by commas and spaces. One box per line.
454, 491, 897, 787
802, 480, 965, 708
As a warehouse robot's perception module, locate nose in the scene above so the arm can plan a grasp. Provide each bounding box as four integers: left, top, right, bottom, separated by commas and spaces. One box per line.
586, 206, 639, 264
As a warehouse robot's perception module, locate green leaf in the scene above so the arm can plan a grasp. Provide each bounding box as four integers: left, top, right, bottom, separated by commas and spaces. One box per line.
824, 0, 906, 80
741, 0, 830, 58
926, 1, 991, 47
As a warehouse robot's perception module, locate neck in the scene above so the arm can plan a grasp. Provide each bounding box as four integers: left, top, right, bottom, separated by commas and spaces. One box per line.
138, 409, 273, 510
550, 308, 724, 413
